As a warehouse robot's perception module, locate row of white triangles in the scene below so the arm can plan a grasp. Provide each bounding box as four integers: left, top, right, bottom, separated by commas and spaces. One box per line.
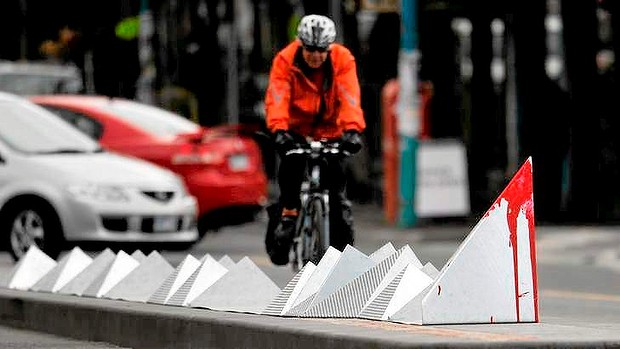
5, 246, 281, 314
263, 243, 434, 319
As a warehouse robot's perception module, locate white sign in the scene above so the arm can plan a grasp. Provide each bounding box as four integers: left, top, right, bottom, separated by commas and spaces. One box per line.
415, 139, 470, 217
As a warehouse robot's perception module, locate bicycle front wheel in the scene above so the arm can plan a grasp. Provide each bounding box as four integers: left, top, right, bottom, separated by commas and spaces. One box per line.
304, 197, 329, 264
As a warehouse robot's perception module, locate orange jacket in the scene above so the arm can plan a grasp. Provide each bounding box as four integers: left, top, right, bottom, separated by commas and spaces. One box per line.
265, 40, 365, 139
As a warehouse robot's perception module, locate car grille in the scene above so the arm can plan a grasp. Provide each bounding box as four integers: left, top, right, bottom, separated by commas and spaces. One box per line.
102, 217, 128, 232
142, 191, 175, 202
102, 215, 195, 233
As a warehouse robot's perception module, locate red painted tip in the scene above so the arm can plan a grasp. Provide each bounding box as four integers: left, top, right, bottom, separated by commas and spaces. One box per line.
483, 157, 538, 322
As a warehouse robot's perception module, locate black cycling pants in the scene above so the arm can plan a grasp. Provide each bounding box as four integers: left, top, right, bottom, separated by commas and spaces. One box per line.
277, 152, 354, 250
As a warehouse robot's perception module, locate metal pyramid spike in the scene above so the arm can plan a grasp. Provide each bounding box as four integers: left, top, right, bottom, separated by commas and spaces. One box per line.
31, 247, 92, 293
262, 262, 316, 316
359, 262, 433, 320
166, 255, 228, 306
422, 262, 439, 279
131, 250, 147, 262
363, 245, 423, 310
286, 293, 315, 316
104, 251, 174, 302
297, 245, 375, 316
383, 263, 434, 319
218, 255, 236, 269
147, 254, 201, 305
388, 284, 433, 324
305, 245, 402, 318
6, 245, 56, 290
368, 242, 397, 262
82, 250, 139, 298
58, 249, 116, 296
189, 257, 280, 314
358, 266, 406, 320
389, 157, 538, 325
283, 247, 341, 314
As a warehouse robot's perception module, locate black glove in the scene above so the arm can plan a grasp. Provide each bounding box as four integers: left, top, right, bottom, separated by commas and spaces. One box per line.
274, 130, 296, 155
340, 130, 363, 154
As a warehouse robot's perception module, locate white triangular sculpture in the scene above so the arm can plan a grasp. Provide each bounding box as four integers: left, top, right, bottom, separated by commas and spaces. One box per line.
309, 246, 375, 305
305, 244, 422, 318
390, 157, 539, 325
359, 245, 424, 316
6, 246, 56, 290
166, 255, 228, 306
104, 251, 174, 302
218, 255, 236, 269
292, 245, 376, 316
368, 242, 397, 262
58, 249, 116, 296
262, 262, 317, 316
304, 246, 403, 318
82, 250, 140, 298
147, 254, 201, 305
131, 250, 147, 262
189, 256, 280, 314
31, 247, 93, 293
422, 262, 439, 279
383, 263, 433, 319
283, 247, 341, 315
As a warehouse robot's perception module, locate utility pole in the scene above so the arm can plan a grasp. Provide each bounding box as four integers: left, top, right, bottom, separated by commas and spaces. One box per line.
397, 0, 420, 227
19, 0, 27, 60
136, 0, 156, 104
505, 15, 518, 175
225, 1, 239, 125
328, 0, 343, 42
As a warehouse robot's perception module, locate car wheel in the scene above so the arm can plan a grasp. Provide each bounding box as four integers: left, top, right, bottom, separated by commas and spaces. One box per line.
4, 200, 63, 262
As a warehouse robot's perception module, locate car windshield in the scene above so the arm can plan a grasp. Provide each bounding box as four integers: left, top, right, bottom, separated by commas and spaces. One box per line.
0, 100, 100, 154
99, 100, 200, 138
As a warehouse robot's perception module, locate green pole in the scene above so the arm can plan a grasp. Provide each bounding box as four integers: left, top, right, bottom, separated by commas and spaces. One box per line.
397, 0, 420, 227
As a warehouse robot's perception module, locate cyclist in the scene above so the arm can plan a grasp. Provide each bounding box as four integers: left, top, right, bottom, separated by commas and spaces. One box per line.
264, 14, 366, 265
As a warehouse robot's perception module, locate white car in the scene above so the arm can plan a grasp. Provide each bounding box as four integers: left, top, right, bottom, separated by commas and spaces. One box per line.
0, 60, 83, 95
0, 92, 199, 261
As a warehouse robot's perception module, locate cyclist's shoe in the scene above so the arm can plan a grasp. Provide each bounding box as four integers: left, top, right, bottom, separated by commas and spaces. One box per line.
270, 215, 297, 265
275, 215, 296, 245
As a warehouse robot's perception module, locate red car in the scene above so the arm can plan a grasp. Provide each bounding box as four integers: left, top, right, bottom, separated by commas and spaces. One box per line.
31, 95, 268, 235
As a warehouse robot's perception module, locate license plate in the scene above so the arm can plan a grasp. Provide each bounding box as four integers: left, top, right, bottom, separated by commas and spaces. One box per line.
153, 216, 178, 232
228, 154, 249, 171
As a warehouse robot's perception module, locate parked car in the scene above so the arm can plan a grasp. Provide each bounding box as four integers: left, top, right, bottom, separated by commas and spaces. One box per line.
0, 60, 83, 95
0, 92, 199, 261
30, 95, 269, 234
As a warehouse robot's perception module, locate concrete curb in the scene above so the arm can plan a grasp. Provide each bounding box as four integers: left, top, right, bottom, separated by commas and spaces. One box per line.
2, 289, 620, 349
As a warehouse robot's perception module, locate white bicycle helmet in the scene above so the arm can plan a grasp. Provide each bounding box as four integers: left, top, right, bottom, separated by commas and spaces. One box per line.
297, 14, 336, 48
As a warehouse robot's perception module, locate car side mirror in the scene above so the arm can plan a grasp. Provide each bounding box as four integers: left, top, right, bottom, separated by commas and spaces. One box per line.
0, 153, 5, 164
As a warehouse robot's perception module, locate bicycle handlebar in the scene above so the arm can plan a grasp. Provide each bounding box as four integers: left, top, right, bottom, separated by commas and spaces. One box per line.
284, 140, 351, 158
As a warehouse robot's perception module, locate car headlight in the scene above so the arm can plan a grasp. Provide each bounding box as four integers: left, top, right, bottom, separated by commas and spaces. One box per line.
67, 184, 130, 202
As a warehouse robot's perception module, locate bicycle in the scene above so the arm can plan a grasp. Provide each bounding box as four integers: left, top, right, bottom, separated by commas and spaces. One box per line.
284, 139, 350, 271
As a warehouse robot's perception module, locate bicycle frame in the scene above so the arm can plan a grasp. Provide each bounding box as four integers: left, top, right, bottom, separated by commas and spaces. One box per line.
288, 140, 344, 271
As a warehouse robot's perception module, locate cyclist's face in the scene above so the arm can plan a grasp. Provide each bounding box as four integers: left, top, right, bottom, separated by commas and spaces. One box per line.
302, 47, 328, 68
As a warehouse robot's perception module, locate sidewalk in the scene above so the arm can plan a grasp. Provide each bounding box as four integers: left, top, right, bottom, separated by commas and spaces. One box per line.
1, 286, 619, 349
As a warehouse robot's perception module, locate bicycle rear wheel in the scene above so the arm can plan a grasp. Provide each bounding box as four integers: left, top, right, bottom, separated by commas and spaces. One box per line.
303, 197, 328, 265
